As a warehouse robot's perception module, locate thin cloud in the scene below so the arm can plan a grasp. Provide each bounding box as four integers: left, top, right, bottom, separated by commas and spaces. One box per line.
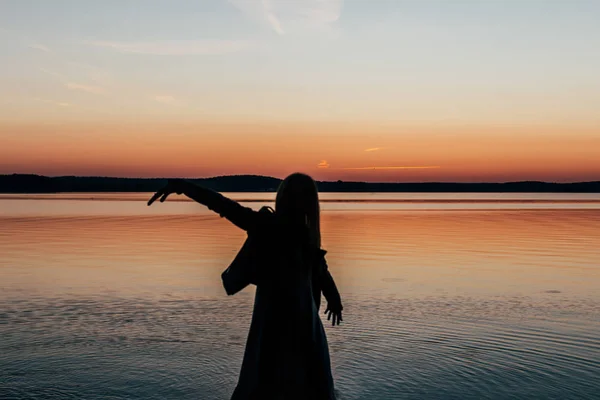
317, 160, 330, 169
229, 0, 343, 36
340, 166, 441, 170
34, 98, 71, 107
266, 12, 285, 35
297, 0, 343, 24
41, 68, 109, 96
29, 43, 50, 52
39, 68, 68, 81
66, 61, 113, 85
154, 95, 176, 104
364, 147, 383, 152
263, 0, 285, 35
85, 40, 255, 55
66, 82, 106, 95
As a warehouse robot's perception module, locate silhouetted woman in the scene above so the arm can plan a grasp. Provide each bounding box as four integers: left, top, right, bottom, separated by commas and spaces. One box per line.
148, 173, 343, 400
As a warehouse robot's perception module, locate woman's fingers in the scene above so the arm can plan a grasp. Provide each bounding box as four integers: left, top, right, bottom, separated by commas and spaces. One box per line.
147, 189, 164, 206
160, 192, 170, 202
323, 308, 343, 326
324, 306, 343, 326
333, 312, 342, 326
147, 183, 177, 206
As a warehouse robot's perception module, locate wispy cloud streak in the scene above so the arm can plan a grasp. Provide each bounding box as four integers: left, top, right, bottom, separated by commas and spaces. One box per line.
262, 0, 285, 35
229, 0, 343, 36
41, 68, 108, 95
66, 82, 106, 95
364, 147, 383, 152
39, 68, 68, 81
29, 43, 50, 52
85, 40, 255, 55
34, 98, 71, 107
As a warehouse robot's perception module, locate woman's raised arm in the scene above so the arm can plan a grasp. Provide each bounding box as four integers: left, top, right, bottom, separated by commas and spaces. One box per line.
147, 179, 259, 232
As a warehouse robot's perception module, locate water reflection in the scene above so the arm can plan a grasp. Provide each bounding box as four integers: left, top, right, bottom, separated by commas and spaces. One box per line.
1, 195, 599, 399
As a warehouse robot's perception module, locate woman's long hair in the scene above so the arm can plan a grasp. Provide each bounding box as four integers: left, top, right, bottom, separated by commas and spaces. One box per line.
275, 173, 321, 248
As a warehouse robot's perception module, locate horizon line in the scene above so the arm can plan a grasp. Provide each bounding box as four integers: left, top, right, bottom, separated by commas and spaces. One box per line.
1, 173, 599, 185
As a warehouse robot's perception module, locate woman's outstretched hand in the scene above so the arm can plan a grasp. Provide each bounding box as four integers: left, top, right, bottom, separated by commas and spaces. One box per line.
147, 179, 185, 206
324, 304, 343, 326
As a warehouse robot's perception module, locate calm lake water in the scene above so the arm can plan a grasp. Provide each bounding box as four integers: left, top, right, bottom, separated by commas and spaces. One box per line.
1, 193, 600, 399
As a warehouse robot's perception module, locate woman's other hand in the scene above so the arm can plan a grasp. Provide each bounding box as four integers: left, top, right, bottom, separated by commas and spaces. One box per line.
324, 304, 343, 326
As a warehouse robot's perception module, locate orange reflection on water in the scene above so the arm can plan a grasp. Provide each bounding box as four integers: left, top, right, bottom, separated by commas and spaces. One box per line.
1, 207, 599, 301
322, 210, 600, 297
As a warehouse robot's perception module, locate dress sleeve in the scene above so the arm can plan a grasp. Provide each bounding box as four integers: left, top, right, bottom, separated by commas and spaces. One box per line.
180, 180, 261, 232
315, 249, 343, 311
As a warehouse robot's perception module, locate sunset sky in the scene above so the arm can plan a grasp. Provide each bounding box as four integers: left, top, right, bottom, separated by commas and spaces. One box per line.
1, 0, 599, 182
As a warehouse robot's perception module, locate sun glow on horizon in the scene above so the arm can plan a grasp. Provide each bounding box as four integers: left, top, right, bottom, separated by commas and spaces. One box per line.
339, 166, 441, 170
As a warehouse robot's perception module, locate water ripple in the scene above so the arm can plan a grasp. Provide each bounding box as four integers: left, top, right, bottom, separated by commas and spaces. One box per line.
2, 204, 600, 399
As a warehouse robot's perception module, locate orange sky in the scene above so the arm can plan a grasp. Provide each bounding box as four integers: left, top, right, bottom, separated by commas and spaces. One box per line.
2, 120, 599, 182
2, 2, 599, 183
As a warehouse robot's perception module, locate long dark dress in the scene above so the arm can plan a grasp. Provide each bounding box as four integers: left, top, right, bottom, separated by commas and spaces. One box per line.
189, 187, 342, 400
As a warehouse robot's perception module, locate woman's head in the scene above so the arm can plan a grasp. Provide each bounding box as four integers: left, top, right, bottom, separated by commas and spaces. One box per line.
275, 173, 321, 247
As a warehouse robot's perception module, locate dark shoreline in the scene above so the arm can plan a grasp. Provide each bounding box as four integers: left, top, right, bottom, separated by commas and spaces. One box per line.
1, 174, 599, 193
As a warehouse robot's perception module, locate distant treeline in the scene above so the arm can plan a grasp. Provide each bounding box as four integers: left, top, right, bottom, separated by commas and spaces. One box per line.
1, 174, 599, 193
